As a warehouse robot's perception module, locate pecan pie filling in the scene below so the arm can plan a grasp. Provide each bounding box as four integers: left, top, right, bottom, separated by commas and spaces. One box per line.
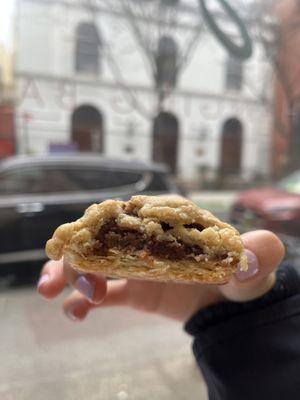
93, 219, 209, 261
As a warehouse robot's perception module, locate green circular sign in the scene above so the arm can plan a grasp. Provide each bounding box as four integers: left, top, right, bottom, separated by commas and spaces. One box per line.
200, 0, 253, 60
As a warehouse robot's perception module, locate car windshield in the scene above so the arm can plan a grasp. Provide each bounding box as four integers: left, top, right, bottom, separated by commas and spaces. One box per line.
277, 171, 300, 194
2, 1, 300, 398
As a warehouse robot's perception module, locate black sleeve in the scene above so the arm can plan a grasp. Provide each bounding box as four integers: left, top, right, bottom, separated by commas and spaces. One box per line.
185, 265, 300, 400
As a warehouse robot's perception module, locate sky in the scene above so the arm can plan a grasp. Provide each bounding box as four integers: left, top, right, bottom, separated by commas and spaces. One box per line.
0, 0, 14, 48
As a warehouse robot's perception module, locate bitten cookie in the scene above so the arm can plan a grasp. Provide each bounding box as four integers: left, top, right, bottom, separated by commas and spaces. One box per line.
46, 195, 247, 284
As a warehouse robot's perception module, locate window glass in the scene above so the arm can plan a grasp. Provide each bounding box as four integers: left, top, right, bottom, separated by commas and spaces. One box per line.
278, 171, 300, 194
64, 167, 143, 191
146, 172, 169, 191
75, 22, 101, 75
0, 168, 78, 195
225, 56, 244, 91
0, 168, 46, 195
156, 36, 178, 89
0, 167, 145, 194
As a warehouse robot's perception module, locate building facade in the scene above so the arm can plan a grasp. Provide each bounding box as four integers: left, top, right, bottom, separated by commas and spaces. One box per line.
0, 43, 15, 158
15, 0, 272, 185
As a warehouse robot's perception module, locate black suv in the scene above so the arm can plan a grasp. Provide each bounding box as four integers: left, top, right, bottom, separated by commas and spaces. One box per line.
0, 154, 181, 268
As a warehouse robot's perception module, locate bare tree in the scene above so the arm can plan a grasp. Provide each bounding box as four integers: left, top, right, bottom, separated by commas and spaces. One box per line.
118, 0, 205, 111
85, 0, 205, 117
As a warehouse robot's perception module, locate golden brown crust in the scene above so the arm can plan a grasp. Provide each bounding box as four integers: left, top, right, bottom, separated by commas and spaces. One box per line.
65, 253, 235, 284
46, 195, 247, 284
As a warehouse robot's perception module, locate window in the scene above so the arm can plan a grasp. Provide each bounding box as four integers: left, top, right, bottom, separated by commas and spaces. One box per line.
75, 22, 101, 75
160, 0, 180, 6
124, 145, 134, 154
146, 172, 169, 192
220, 118, 243, 175
278, 171, 300, 194
152, 111, 179, 174
64, 167, 143, 191
71, 105, 104, 152
0, 168, 78, 195
0, 167, 145, 195
0, 168, 45, 195
155, 36, 178, 89
45, 169, 80, 193
225, 56, 244, 91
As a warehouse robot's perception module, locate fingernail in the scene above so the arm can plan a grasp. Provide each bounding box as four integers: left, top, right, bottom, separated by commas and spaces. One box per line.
236, 249, 259, 282
37, 274, 50, 290
66, 306, 79, 322
75, 276, 95, 302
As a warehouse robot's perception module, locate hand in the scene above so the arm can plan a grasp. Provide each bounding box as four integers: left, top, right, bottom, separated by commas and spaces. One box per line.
37, 230, 285, 322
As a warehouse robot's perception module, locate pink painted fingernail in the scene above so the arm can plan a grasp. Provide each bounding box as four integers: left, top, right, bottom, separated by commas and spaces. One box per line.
66, 306, 79, 322
236, 249, 259, 282
75, 276, 95, 302
37, 274, 50, 290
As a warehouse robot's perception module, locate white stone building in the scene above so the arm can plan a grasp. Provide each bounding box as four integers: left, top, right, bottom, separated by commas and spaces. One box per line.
14, 0, 272, 185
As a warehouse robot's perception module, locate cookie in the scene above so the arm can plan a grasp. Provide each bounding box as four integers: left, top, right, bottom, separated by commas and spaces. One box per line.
46, 195, 247, 284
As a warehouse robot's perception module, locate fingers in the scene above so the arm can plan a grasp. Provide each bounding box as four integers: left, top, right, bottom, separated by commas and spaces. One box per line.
37, 259, 66, 299
238, 230, 285, 285
63, 291, 91, 321
220, 230, 285, 302
37, 258, 107, 304
63, 259, 107, 304
39, 230, 285, 318
63, 280, 128, 321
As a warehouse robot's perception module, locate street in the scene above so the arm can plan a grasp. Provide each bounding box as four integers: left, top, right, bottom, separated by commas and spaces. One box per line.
0, 286, 207, 400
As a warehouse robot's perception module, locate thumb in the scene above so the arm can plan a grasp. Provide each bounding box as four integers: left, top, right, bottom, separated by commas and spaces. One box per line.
220, 230, 285, 302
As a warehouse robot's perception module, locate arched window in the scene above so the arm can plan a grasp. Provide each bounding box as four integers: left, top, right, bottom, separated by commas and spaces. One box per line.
75, 23, 101, 75
225, 56, 244, 91
152, 111, 179, 174
155, 36, 178, 89
220, 117, 243, 175
71, 105, 104, 152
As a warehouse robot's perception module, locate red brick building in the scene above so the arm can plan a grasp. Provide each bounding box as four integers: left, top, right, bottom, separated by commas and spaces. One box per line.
0, 42, 14, 158
0, 103, 15, 158
272, 0, 300, 176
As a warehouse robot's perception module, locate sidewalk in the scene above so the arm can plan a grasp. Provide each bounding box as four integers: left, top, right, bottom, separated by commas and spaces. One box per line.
188, 191, 239, 212
1, 286, 207, 400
